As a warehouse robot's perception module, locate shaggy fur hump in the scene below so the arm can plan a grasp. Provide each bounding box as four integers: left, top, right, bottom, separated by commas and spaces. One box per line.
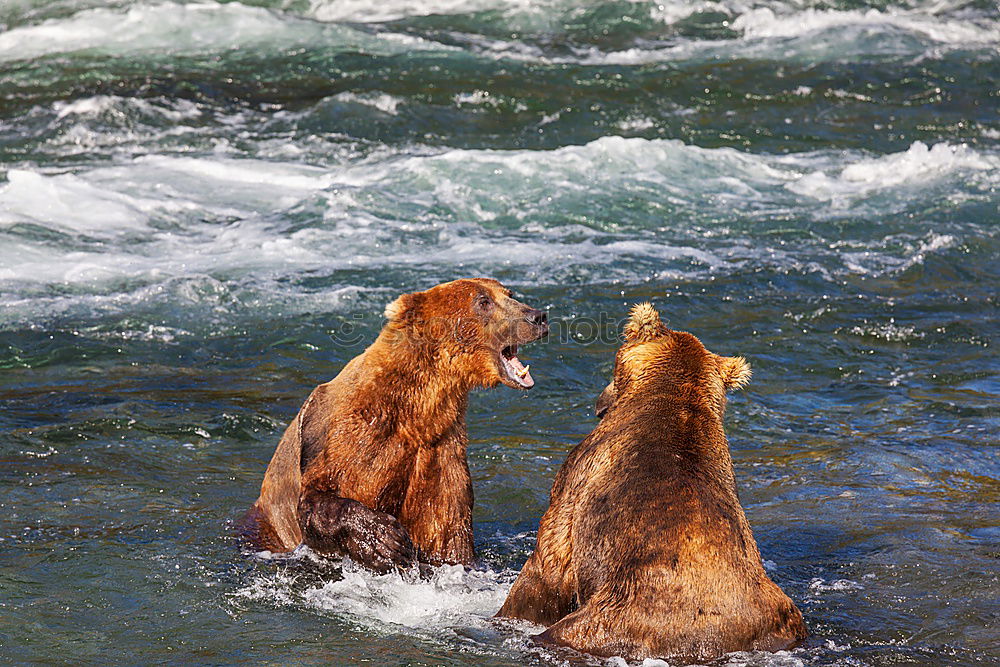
623, 302, 669, 342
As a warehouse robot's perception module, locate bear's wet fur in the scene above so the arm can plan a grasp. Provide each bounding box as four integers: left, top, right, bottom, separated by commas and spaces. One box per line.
497, 302, 806, 663
240, 278, 547, 573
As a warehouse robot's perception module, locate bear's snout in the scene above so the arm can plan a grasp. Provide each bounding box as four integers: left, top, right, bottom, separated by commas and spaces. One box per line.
525, 308, 548, 329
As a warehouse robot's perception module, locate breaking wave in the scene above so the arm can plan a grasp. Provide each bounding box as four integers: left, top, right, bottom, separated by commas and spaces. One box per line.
2, 137, 993, 332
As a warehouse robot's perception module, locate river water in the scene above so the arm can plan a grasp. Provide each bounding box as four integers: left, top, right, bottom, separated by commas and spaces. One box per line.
1, 0, 997, 664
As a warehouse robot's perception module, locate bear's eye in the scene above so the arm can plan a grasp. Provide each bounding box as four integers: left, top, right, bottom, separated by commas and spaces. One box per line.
475, 295, 493, 313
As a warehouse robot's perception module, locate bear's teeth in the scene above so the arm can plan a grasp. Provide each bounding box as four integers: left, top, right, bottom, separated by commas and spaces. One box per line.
517, 365, 530, 378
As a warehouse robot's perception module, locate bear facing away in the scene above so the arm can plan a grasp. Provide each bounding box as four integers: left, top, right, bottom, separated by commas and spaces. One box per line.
497, 303, 806, 663
239, 278, 548, 573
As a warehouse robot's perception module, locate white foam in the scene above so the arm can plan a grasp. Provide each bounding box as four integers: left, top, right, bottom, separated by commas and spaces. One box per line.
731, 7, 999, 47
0, 2, 299, 60
454, 90, 494, 106
808, 577, 864, 593
2, 137, 997, 326
0, 169, 156, 233
649, 0, 728, 27
50, 93, 197, 122
0, 1, 454, 62
8, 0, 993, 68
405, 135, 799, 199
304, 561, 512, 629
332, 91, 404, 115
847, 322, 925, 343
787, 142, 999, 202
462, 2, 1000, 66
300, 0, 1000, 61
236, 555, 515, 636
303, 0, 561, 24
718, 650, 806, 666
0, 156, 337, 298
133, 154, 336, 193
608, 647, 807, 666
53, 95, 118, 119
837, 231, 959, 277
11, 94, 217, 160
898, 233, 957, 272
0, 140, 744, 329
617, 115, 657, 132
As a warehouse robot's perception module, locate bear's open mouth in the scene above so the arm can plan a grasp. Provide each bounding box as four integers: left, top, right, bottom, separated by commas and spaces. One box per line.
499, 344, 534, 389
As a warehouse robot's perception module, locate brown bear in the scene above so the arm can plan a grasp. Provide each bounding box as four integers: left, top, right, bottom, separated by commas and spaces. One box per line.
239, 278, 548, 573
496, 303, 806, 663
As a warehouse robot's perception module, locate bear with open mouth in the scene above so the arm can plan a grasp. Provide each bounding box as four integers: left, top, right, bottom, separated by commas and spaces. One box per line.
239, 278, 548, 573
497, 302, 806, 663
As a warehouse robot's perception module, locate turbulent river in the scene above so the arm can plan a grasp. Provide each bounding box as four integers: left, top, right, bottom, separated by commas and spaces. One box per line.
1, 0, 998, 664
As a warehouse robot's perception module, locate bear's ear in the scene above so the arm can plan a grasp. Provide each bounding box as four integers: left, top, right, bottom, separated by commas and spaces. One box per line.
719, 355, 752, 391
384, 291, 423, 323
623, 302, 669, 343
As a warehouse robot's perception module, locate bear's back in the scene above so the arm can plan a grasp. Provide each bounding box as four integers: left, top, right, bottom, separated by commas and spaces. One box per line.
560, 396, 806, 661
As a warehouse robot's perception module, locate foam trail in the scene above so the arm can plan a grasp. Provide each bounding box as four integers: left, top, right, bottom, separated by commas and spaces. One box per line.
785, 141, 999, 201
469, 3, 1000, 65
304, 562, 512, 629
235, 555, 517, 637
0, 169, 157, 234
0, 1, 456, 62
304, 0, 555, 23
732, 6, 999, 45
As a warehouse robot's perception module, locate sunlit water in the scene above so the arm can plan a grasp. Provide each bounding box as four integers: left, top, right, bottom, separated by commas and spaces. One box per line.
1, 0, 997, 664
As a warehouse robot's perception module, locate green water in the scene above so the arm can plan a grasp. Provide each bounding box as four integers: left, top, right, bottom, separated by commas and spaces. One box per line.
0, 0, 998, 664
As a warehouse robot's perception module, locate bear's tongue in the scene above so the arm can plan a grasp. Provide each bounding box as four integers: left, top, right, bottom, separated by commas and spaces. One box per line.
502, 351, 534, 388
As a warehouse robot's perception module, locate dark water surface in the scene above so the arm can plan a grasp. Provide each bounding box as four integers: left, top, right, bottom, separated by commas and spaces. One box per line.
1, 0, 998, 664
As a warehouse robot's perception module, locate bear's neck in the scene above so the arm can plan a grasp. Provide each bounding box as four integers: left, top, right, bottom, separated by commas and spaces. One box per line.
363, 331, 472, 446
616, 386, 736, 481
